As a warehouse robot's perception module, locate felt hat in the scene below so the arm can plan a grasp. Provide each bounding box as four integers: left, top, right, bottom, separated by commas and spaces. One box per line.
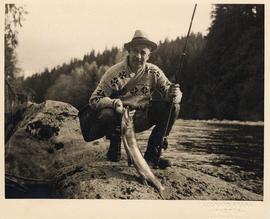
124, 30, 157, 51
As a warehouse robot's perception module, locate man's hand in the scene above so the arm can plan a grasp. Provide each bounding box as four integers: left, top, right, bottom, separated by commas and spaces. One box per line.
113, 99, 124, 114
169, 83, 182, 104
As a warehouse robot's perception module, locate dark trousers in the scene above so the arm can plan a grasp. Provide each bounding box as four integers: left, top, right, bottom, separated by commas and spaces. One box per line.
88, 100, 180, 147
144, 100, 180, 149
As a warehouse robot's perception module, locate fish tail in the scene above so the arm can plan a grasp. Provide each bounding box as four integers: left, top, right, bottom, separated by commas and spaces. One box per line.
150, 177, 165, 198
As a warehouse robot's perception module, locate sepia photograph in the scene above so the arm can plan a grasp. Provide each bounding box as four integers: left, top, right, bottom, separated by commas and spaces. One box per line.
2, 0, 269, 218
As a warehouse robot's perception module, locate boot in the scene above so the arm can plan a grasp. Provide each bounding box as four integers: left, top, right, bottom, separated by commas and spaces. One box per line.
144, 138, 171, 169
106, 128, 121, 162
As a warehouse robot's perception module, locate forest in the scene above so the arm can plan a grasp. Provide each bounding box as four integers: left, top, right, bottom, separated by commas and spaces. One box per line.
5, 4, 264, 122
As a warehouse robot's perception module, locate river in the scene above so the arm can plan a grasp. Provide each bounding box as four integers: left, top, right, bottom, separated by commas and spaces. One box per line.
137, 119, 264, 195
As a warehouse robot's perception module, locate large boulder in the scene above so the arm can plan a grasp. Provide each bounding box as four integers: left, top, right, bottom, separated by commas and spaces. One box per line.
5, 100, 106, 198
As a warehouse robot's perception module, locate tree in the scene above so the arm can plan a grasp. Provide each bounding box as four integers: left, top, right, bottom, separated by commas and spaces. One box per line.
181, 4, 264, 120
5, 4, 28, 142
5, 4, 27, 79
45, 61, 101, 109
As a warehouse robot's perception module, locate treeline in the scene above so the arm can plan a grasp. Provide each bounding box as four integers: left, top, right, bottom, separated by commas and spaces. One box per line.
23, 33, 205, 110
23, 48, 127, 109
180, 4, 264, 120
22, 4, 264, 121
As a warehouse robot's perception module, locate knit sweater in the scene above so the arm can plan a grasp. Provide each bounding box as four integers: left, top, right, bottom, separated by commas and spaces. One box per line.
89, 57, 172, 110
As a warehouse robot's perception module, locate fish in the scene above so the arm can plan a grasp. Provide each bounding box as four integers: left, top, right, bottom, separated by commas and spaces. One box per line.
121, 107, 165, 199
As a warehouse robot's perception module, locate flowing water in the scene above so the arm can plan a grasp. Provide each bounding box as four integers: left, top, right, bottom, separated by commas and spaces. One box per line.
137, 119, 264, 195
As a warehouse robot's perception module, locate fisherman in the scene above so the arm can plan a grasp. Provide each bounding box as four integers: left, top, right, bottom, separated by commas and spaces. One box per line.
88, 30, 182, 169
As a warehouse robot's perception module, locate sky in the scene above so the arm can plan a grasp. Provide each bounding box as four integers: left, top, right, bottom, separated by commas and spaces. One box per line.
14, 0, 213, 77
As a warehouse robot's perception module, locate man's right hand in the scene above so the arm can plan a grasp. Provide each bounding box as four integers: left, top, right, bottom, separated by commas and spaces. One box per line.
113, 99, 124, 114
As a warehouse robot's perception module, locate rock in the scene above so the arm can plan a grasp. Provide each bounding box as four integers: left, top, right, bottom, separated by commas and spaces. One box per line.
54, 157, 262, 200
5, 100, 107, 198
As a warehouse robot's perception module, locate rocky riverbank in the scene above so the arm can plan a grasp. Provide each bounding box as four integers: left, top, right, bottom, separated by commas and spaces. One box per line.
5, 100, 263, 200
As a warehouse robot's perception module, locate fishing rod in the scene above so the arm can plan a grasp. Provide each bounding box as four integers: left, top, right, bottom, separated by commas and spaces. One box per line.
155, 4, 197, 168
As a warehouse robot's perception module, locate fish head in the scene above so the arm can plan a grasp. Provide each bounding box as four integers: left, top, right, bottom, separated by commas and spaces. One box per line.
122, 107, 136, 131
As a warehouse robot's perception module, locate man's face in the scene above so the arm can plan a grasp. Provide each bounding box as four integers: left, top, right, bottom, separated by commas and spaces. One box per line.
128, 44, 151, 72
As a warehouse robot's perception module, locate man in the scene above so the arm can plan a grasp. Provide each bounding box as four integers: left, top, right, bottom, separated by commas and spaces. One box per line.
89, 30, 182, 169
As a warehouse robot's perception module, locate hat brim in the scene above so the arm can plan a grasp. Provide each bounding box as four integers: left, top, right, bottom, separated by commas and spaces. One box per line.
124, 39, 157, 51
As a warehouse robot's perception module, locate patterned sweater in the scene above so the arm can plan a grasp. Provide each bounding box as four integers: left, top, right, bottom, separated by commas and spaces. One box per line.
89, 57, 172, 110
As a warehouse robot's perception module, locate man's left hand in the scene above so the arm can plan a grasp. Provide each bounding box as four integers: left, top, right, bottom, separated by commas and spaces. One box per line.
169, 83, 182, 104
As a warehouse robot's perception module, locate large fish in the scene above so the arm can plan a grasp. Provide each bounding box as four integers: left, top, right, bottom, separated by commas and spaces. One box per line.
121, 107, 165, 198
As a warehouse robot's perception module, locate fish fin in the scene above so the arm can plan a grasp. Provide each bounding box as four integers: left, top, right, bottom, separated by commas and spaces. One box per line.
122, 137, 133, 166
159, 190, 165, 200
128, 156, 133, 166
140, 176, 148, 186
138, 148, 144, 156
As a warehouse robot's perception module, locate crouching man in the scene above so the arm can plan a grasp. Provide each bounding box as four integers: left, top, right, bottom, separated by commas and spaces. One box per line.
88, 30, 182, 169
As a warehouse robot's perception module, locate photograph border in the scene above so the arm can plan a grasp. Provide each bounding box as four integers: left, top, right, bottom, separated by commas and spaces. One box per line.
1, 0, 269, 218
